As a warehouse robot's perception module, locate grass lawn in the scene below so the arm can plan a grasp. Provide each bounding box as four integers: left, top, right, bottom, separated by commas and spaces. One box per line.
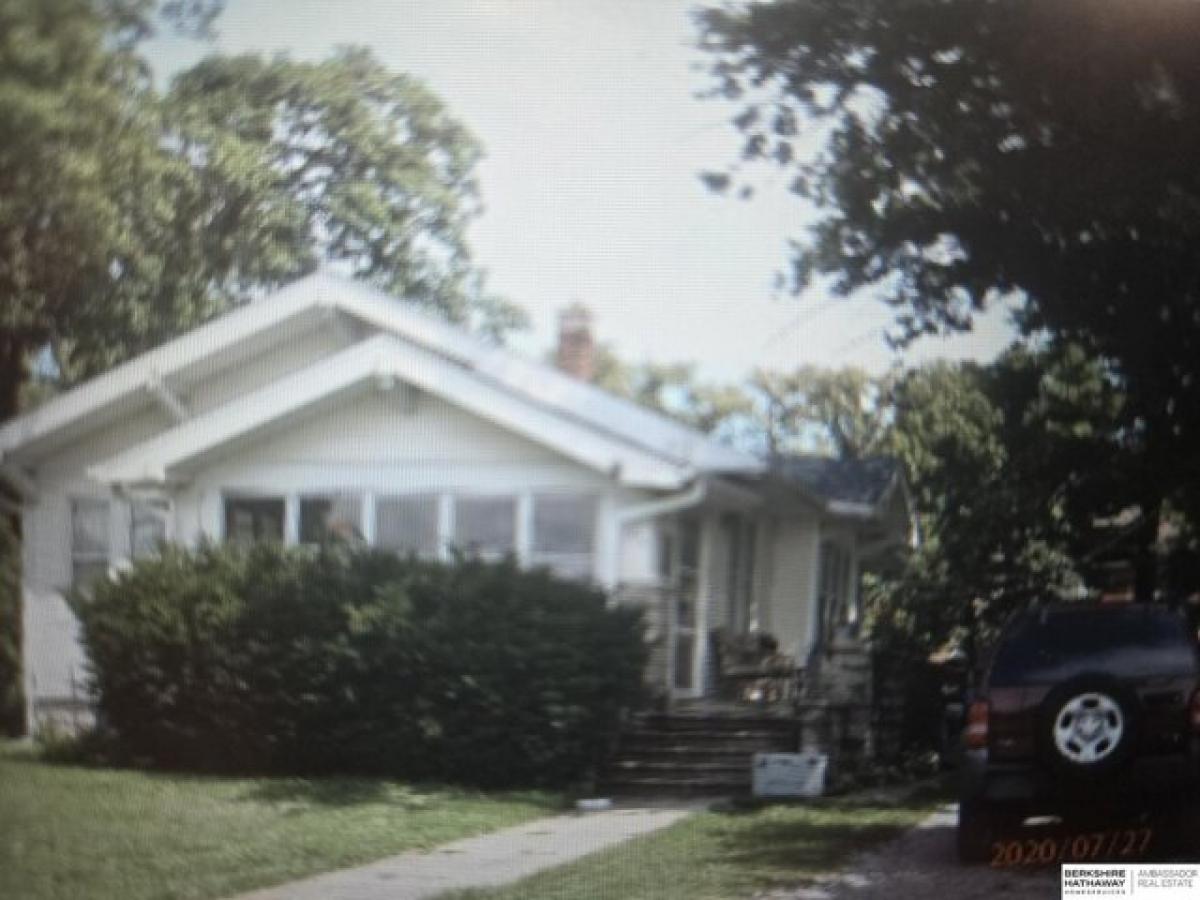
444, 785, 945, 900
0, 741, 559, 900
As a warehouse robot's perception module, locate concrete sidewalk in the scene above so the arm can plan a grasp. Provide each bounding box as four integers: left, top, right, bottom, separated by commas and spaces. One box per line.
228, 802, 701, 900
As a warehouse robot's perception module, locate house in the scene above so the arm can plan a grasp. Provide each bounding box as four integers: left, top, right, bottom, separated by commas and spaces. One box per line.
0, 273, 913, 739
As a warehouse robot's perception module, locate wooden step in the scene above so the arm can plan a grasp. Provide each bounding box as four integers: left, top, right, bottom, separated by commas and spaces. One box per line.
601, 711, 802, 796
597, 773, 751, 796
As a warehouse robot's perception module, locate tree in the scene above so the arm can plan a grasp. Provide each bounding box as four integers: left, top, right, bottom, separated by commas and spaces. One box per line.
0, 1, 520, 415
698, 1, 1200, 552
591, 346, 754, 439
748, 365, 893, 458
591, 344, 891, 459
876, 344, 1128, 662
0, 0, 174, 417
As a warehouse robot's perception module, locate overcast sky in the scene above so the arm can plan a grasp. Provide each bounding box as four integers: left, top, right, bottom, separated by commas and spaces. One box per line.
146, 0, 1018, 381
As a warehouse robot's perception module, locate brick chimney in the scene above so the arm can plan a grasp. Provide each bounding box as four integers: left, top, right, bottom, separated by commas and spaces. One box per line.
555, 302, 595, 381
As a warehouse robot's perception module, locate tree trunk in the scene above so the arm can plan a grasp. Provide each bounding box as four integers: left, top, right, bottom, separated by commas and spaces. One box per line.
0, 334, 29, 423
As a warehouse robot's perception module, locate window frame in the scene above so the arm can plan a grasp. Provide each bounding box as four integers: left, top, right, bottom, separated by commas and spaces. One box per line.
222, 493, 287, 545
453, 494, 518, 560
129, 498, 170, 561
375, 492, 441, 558
297, 493, 364, 546
70, 497, 111, 588
529, 492, 597, 581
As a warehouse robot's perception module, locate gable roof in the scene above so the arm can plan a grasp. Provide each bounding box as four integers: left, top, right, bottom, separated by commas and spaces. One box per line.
0, 273, 760, 481
89, 333, 694, 489
772, 455, 904, 517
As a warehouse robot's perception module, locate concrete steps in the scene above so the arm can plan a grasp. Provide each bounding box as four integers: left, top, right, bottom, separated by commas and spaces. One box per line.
599, 711, 798, 797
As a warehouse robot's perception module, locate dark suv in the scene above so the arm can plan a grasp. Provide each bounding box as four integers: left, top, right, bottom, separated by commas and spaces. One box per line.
958, 603, 1200, 862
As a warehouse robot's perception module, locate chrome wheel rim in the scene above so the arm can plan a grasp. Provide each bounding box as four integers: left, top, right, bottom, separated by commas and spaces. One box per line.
1053, 692, 1124, 764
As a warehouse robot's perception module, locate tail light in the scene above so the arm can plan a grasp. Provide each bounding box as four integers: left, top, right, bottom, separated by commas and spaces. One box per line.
1189, 688, 1200, 732
965, 699, 990, 750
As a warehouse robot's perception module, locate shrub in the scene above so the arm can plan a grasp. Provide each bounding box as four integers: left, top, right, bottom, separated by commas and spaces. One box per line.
73, 543, 646, 787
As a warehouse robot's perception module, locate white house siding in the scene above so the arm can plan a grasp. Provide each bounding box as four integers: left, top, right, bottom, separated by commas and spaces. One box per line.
180, 323, 351, 417
21, 587, 90, 717
617, 518, 660, 585
20, 404, 175, 723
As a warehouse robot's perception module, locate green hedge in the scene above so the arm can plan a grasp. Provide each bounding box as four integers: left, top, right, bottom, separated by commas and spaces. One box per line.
73, 543, 646, 787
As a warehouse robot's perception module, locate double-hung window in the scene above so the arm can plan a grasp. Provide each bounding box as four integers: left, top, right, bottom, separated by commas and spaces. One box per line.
71, 498, 110, 587
130, 499, 169, 560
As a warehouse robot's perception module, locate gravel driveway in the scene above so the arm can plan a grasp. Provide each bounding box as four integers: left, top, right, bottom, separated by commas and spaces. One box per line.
753, 805, 1059, 900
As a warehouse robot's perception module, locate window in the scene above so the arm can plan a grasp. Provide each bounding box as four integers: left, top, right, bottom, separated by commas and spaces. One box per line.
657, 530, 675, 582
224, 496, 285, 544
678, 517, 700, 598
299, 495, 363, 544
376, 495, 439, 557
531, 494, 596, 579
454, 495, 516, 559
71, 498, 110, 587
130, 499, 168, 560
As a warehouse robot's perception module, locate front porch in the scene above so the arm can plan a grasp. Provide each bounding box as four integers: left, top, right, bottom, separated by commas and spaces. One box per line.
605, 457, 913, 794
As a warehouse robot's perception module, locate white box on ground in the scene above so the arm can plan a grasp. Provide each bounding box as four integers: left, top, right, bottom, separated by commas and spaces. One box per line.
752, 751, 827, 798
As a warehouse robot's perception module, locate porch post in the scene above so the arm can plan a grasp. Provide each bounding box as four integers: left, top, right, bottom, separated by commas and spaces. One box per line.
515, 492, 533, 567
361, 492, 377, 546
804, 522, 823, 662
283, 493, 300, 545
693, 513, 715, 697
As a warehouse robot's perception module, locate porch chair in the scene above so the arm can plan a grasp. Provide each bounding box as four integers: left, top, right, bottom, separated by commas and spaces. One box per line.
709, 628, 798, 704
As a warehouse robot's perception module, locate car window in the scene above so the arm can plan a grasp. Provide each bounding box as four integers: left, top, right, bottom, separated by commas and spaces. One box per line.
989, 607, 1198, 686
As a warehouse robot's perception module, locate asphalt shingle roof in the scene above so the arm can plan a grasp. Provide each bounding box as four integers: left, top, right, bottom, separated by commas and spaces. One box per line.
772, 454, 901, 508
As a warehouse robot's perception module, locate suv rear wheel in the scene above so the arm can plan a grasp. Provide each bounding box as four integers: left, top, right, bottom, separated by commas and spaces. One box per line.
1040, 675, 1137, 778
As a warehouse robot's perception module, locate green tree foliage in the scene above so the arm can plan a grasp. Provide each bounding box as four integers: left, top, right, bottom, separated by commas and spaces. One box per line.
73, 544, 647, 788
0, 0, 170, 416
592, 346, 754, 439
158, 48, 521, 345
698, 0, 1200, 542
0, 0, 519, 415
592, 343, 892, 459
748, 365, 892, 458
873, 344, 1127, 662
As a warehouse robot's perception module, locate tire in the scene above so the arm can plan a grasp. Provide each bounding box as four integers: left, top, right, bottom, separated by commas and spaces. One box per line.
957, 799, 1000, 864
1039, 674, 1138, 780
